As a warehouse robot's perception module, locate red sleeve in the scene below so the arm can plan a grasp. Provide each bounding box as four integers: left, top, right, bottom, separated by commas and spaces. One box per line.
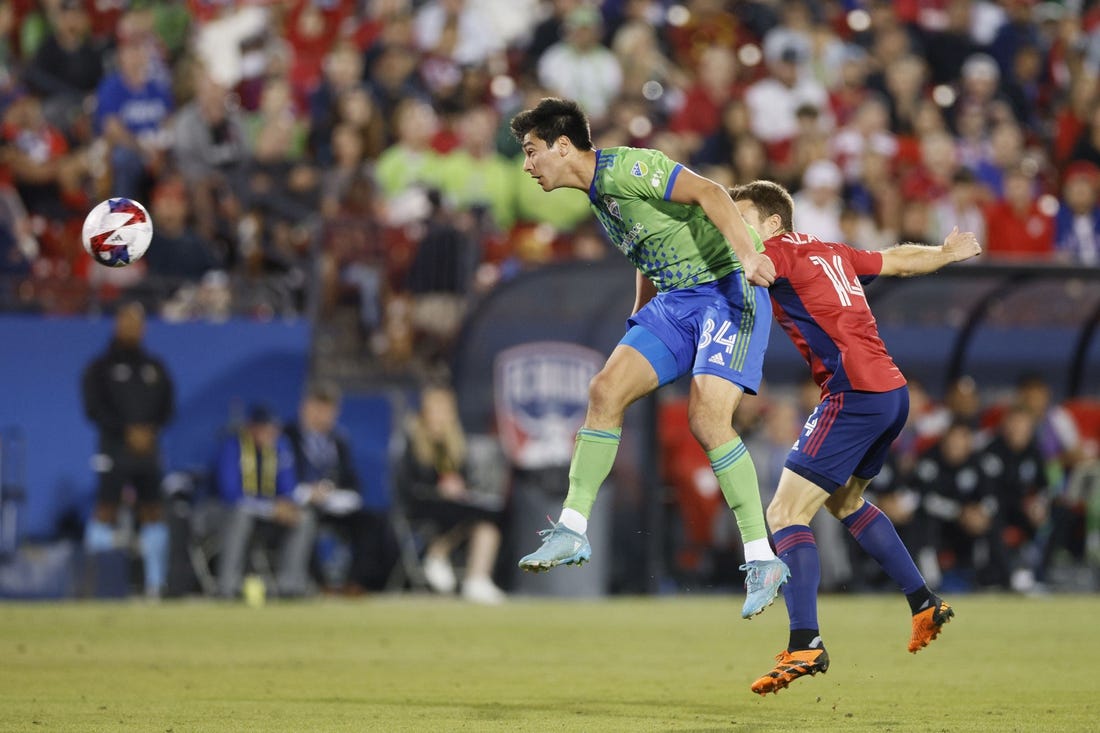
843, 245, 883, 277
763, 242, 789, 278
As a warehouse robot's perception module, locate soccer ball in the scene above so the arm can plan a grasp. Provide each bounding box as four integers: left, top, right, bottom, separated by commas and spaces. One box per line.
81, 197, 154, 267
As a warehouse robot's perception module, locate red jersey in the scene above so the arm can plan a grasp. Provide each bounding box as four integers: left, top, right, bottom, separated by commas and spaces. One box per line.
765, 232, 906, 396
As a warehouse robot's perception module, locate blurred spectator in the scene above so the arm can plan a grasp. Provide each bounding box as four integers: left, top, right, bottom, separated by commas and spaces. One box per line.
914, 421, 1000, 589
142, 176, 220, 281
1, 93, 88, 228
537, 4, 622, 125
693, 98, 750, 169
374, 98, 440, 201
983, 165, 1055, 259
792, 159, 844, 242
283, 382, 398, 593
978, 406, 1050, 592
94, 36, 173, 200
0, 181, 37, 276
308, 41, 367, 167
524, 0, 578, 73
405, 189, 479, 366
745, 41, 829, 148
973, 120, 1026, 197
414, 0, 503, 67
1068, 100, 1100, 172
669, 45, 742, 155
81, 302, 174, 597
395, 383, 506, 604
215, 404, 315, 598
610, 13, 680, 110
22, 0, 104, 134
171, 69, 248, 188
930, 167, 986, 246
283, 0, 353, 105
915, 375, 986, 454
831, 95, 898, 186
432, 104, 514, 231
1054, 160, 1100, 265
918, 0, 980, 87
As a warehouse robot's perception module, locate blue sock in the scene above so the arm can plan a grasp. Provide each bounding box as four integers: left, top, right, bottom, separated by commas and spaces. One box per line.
842, 501, 925, 595
139, 522, 169, 594
773, 525, 820, 646
85, 520, 116, 552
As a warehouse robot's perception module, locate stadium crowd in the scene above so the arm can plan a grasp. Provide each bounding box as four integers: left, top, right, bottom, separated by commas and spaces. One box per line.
2, 0, 1100, 352
2, 0, 1098, 597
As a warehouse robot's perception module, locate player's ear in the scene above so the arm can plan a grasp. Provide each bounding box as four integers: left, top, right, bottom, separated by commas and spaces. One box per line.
555, 135, 571, 155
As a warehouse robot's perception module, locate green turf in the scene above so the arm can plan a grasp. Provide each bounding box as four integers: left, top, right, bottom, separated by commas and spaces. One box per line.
1, 593, 1097, 732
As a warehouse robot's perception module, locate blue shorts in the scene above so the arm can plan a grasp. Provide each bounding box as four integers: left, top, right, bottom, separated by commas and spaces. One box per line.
785, 386, 910, 493
621, 271, 771, 394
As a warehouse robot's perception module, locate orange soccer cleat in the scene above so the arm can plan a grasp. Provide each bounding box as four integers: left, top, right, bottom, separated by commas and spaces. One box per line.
908, 596, 954, 653
750, 647, 830, 696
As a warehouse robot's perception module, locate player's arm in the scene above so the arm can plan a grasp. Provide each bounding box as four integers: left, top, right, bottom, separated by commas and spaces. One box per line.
879, 227, 982, 277
632, 271, 658, 315
666, 167, 776, 286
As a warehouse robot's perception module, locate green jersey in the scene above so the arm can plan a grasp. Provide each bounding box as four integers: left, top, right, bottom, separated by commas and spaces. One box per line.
587, 146, 762, 292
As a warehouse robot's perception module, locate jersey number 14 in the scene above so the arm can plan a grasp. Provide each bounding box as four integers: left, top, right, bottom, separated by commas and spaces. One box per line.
809, 254, 866, 306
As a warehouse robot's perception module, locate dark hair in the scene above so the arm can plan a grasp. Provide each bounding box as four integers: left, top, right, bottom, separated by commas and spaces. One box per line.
509, 97, 593, 151
729, 180, 795, 234
306, 381, 342, 404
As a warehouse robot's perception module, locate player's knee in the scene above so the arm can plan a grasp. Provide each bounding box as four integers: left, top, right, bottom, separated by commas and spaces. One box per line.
825, 488, 864, 521
686, 407, 729, 449
587, 370, 625, 415
766, 500, 795, 532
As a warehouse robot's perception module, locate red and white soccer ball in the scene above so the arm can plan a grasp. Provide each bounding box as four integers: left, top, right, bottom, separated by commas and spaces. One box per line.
81, 197, 154, 268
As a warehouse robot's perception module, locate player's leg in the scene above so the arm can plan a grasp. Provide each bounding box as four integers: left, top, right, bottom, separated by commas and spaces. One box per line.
688, 373, 788, 617
826, 478, 954, 652
753, 391, 891, 695
518, 338, 662, 571
751, 468, 832, 694
86, 452, 124, 553
836, 385, 952, 651
137, 502, 168, 598
689, 276, 786, 616
134, 457, 168, 598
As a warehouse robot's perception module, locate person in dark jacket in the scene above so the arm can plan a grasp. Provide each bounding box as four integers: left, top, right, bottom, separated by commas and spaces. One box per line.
913, 421, 1000, 589
283, 383, 397, 592
81, 302, 174, 596
978, 406, 1050, 591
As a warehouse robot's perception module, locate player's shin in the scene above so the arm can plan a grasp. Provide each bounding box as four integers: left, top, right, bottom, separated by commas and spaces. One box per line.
773, 525, 822, 650
841, 501, 929, 607
559, 427, 622, 532
709, 438, 773, 559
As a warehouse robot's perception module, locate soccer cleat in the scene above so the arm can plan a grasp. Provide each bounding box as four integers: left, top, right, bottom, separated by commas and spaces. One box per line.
740, 558, 791, 619
518, 521, 592, 572
908, 596, 954, 653
751, 647, 830, 696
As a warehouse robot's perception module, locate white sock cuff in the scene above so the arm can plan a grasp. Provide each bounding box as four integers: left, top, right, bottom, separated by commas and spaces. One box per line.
558, 507, 588, 534
743, 538, 776, 562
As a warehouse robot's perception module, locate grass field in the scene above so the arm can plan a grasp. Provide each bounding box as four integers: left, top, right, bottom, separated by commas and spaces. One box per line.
1, 593, 1098, 732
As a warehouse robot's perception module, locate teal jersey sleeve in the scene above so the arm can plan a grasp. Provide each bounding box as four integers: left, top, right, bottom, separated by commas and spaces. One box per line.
595, 148, 684, 203
587, 146, 740, 291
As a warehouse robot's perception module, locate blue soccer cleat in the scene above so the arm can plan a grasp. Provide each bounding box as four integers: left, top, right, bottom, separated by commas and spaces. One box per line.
741, 558, 791, 619
518, 521, 592, 572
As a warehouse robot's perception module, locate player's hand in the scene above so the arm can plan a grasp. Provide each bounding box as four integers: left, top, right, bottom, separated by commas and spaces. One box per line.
942, 227, 982, 263
742, 251, 776, 287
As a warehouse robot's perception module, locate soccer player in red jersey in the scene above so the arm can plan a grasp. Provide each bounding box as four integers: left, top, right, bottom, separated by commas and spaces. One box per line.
729, 180, 982, 695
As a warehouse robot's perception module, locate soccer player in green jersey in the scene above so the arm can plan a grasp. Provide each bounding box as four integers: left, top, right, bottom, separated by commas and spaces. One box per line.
510, 97, 789, 618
